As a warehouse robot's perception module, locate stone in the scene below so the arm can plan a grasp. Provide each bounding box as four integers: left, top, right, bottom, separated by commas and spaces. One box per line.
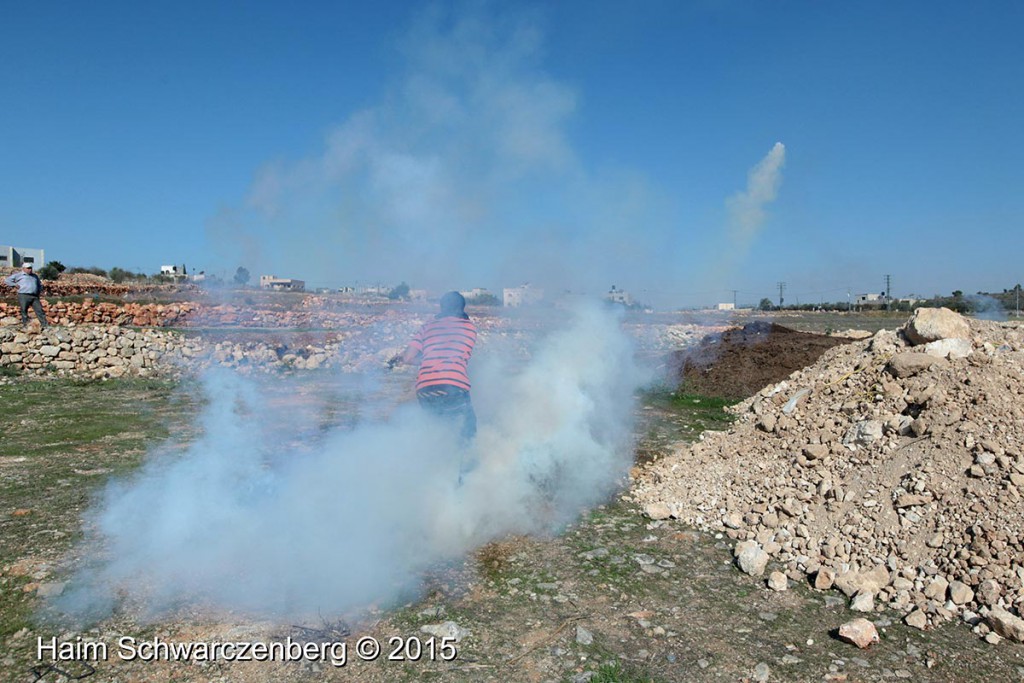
735, 541, 769, 577
803, 444, 828, 460
924, 577, 949, 601
643, 502, 672, 520
887, 352, 941, 379
35, 582, 66, 598
905, 610, 928, 630
420, 621, 470, 643
767, 571, 788, 591
814, 568, 836, 590
976, 579, 1002, 607
835, 566, 889, 598
843, 420, 884, 448
904, 307, 971, 345
985, 632, 1003, 645
753, 662, 770, 682
924, 338, 972, 359
988, 608, 1024, 642
948, 581, 974, 605
838, 618, 879, 649
575, 625, 593, 645
850, 591, 874, 612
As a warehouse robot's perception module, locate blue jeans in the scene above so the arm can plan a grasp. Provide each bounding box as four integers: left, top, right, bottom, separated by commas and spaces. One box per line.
416, 385, 477, 442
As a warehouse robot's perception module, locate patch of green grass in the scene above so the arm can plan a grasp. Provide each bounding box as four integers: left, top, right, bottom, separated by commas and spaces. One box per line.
566, 662, 658, 683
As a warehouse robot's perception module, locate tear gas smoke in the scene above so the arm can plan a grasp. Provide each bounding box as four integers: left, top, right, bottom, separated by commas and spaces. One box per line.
57, 302, 646, 622
726, 142, 786, 247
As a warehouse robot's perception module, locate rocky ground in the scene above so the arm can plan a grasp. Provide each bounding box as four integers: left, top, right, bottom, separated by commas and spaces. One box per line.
5, 308, 1024, 682
636, 308, 1024, 648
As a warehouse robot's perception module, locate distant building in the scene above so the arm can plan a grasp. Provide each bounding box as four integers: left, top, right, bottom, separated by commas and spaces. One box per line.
0, 245, 45, 268
717, 302, 736, 311
503, 283, 544, 307
856, 292, 884, 306
606, 285, 633, 306
260, 275, 306, 292
160, 264, 190, 280
460, 287, 491, 300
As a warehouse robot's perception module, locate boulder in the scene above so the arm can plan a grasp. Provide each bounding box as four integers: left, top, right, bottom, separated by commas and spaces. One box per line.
838, 618, 879, 649
887, 352, 941, 378
904, 307, 970, 346
924, 338, 972, 359
988, 608, 1024, 642
735, 541, 769, 576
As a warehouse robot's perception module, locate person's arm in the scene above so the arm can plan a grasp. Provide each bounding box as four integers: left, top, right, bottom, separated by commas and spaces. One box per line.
400, 344, 421, 364
3, 273, 18, 287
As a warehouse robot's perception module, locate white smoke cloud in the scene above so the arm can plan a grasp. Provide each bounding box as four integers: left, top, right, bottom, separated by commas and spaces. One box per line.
57, 302, 646, 622
725, 141, 786, 247
209, 6, 674, 302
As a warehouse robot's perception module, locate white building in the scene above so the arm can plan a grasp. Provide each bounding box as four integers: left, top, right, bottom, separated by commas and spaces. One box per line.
606, 285, 633, 306
260, 275, 305, 292
0, 245, 45, 269
503, 284, 544, 307
717, 302, 736, 311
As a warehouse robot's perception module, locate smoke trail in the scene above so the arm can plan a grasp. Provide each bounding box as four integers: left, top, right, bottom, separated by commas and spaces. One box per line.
726, 141, 786, 248
57, 302, 645, 622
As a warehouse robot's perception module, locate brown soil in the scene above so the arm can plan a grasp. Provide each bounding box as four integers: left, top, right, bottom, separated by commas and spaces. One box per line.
669, 322, 852, 399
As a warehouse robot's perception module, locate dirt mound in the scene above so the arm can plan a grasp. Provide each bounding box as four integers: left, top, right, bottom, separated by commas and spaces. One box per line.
669, 321, 853, 399
635, 312, 1024, 632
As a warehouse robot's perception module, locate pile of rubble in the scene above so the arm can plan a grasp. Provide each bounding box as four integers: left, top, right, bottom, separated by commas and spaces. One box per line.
634, 308, 1024, 638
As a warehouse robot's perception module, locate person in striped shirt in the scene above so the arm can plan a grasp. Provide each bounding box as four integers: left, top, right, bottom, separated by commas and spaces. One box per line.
398, 291, 478, 441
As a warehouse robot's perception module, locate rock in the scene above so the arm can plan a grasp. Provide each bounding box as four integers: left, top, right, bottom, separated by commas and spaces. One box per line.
753, 662, 770, 682
985, 632, 1003, 645
905, 610, 928, 630
767, 571, 788, 591
850, 591, 874, 612
643, 502, 672, 520
835, 566, 889, 597
35, 582, 66, 598
735, 541, 769, 577
904, 307, 971, 346
575, 625, 593, 645
988, 608, 1024, 642
843, 420, 884, 448
814, 568, 836, 590
838, 618, 879, 649
420, 621, 470, 643
722, 511, 743, 529
949, 580, 974, 605
924, 338, 972, 359
894, 493, 932, 508
976, 579, 1002, 607
924, 577, 949, 601
803, 444, 828, 460
887, 352, 941, 378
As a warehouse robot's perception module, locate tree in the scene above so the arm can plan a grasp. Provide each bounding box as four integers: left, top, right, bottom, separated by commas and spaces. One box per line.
233, 266, 251, 286
37, 261, 66, 280
758, 297, 774, 311
387, 282, 411, 300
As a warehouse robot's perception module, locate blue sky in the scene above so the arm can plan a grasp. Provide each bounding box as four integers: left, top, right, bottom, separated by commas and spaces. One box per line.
1, 1, 1021, 308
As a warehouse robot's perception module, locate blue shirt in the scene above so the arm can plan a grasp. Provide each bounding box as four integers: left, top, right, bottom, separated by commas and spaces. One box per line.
4, 272, 42, 295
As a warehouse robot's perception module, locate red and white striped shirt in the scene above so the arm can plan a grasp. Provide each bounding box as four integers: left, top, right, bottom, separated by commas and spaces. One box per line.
408, 316, 477, 391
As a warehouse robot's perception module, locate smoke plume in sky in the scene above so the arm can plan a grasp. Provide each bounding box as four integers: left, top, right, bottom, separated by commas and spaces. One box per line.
209, 6, 675, 302
726, 141, 786, 248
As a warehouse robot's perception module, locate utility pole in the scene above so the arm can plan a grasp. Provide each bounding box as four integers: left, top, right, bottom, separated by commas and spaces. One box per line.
777, 282, 786, 308
730, 289, 738, 308
885, 274, 892, 312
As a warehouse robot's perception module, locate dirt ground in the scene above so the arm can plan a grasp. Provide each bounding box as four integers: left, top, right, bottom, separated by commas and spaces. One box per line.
4, 371, 1024, 683
668, 322, 854, 400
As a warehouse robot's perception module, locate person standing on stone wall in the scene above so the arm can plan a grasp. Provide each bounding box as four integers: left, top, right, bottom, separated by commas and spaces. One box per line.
4, 263, 48, 329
